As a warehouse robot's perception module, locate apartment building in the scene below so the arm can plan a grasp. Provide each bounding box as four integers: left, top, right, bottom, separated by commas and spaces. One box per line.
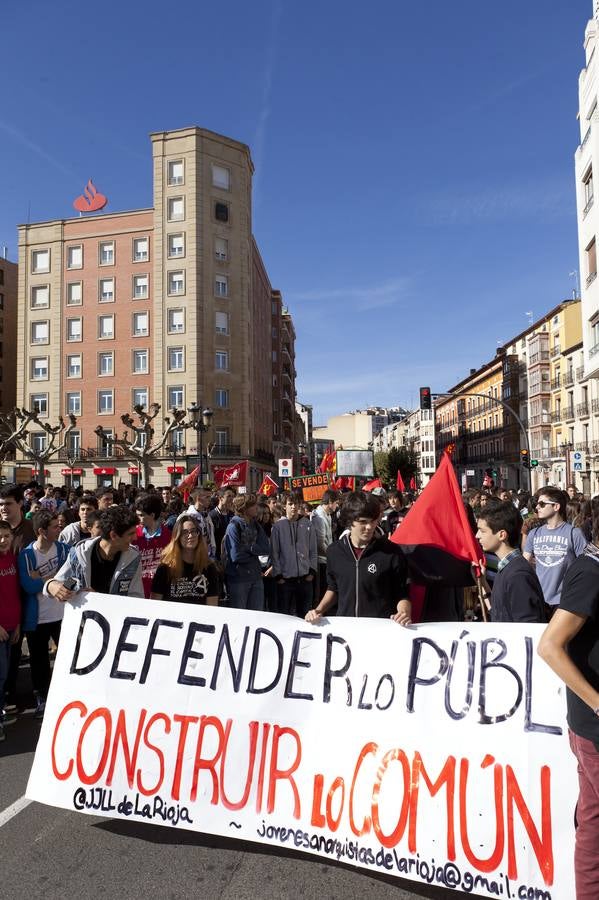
17, 126, 296, 488
389, 409, 436, 487
435, 351, 521, 489
0, 253, 17, 413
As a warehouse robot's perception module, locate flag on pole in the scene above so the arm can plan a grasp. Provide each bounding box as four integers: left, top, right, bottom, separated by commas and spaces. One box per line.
213, 461, 248, 488
396, 469, 405, 492
258, 473, 279, 496
177, 465, 201, 495
362, 478, 382, 492
318, 447, 336, 473
392, 450, 482, 583
333, 476, 355, 491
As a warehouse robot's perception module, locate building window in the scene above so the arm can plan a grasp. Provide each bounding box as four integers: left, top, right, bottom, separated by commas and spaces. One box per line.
132, 388, 148, 408
215, 237, 228, 261
31, 357, 49, 380
30, 393, 48, 415
133, 237, 149, 262
132, 311, 149, 336
0, 293, 4, 309
133, 349, 149, 373
31, 321, 49, 344
66, 392, 81, 415
167, 197, 184, 222
167, 160, 184, 185
214, 388, 229, 408
171, 428, 184, 450
583, 166, 594, 215
66, 318, 82, 342
67, 245, 83, 269
99, 241, 114, 265
98, 315, 114, 339
167, 386, 184, 408
167, 308, 184, 333
168, 270, 185, 295
212, 165, 231, 190
215, 350, 229, 371
167, 233, 185, 258
67, 355, 82, 378
215, 274, 228, 297
98, 429, 114, 456
32, 249, 50, 273
98, 352, 114, 376
215, 428, 229, 448
31, 432, 47, 453
31, 285, 50, 308
167, 347, 184, 371
133, 274, 149, 298
98, 390, 114, 414
66, 282, 82, 306
99, 278, 115, 302
214, 202, 229, 223
586, 238, 597, 286
215, 311, 229, 334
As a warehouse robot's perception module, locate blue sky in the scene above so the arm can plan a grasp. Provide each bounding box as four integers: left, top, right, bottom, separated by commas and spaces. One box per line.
0, 0, 591, 424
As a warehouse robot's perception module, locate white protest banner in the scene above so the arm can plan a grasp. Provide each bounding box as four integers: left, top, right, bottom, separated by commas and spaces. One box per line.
27, 593, 577, 899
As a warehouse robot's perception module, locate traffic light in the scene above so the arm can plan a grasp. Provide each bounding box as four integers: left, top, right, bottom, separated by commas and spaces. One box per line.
419, 386, 432, 410
530, 459, 539, 468
520, 449, 530, 468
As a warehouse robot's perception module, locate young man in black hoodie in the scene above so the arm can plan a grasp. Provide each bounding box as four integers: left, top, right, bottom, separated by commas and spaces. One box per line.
475, 501, 545, 623
305, 491, 411, 624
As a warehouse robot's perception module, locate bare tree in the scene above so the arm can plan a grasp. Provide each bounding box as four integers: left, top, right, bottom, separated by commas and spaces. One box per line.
95, 404, 187, 488
0, 408, 38, 466
9, 409, 78, 487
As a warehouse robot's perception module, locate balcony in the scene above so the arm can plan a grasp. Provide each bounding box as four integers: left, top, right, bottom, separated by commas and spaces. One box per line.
577, 365, 586, 381
575, 442, 590, 453
593, 399, 599, 414
564, 370, 575, 387
577, 402, 590, 418
551, 410, 562, 423
591, 440, 599, 455
530, 351, 550, 365
565, 406, 576, 420
529, 414, 551, 427
210, 444, 241, 457
550, 346, 561, 359
550, 377, 561, 390
586, 271, 597, 288
528, 381, 551, 399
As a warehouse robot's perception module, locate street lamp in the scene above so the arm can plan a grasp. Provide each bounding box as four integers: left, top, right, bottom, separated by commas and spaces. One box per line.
561, 441, 573, 490
187, 402, 213, 487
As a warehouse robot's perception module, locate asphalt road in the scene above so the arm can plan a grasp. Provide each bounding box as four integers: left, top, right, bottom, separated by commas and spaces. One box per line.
0, 665, 469, 900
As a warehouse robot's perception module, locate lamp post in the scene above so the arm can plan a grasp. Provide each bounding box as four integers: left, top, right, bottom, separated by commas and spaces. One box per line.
298, 441, 306, 476
561, 441, 573, 490
187, 403, 213, 487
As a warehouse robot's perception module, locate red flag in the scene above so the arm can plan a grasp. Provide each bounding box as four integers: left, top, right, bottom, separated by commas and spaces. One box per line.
333, 476, 355, 491
318, 447, 336, 473
213, 461, 248, 488
392, 452, 482, 578
177, 465, 201, 496
258, 473, 279, 496
362, 478, 382, 492
396, 470, 405, 492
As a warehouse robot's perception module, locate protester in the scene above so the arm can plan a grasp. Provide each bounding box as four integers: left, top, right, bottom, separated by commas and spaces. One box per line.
96, 487, 116, 510
0, 520, 20, 740
45, 506, 143, 599
223, 493, 270, 611
150, 515, 218, 605
475, 501, 545, 623
0, 483, 36, 553
310, 489, 339, 601
380, 489, 405, 536
538, 505, 599, 900
18, 511, 70, 718
183, 488, 216, 559
208, 487, 234, 562
305, 491, 411, 623
58, 494, 99, 547
271, 492, 318, 617
133, 493, 171, 597
523, 487, 587, 617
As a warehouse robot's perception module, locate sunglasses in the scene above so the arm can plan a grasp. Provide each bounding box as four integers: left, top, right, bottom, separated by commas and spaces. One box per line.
536, 501, 557, 509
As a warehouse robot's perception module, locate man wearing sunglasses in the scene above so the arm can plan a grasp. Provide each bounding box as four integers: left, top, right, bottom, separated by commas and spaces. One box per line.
524, 486, 586, 617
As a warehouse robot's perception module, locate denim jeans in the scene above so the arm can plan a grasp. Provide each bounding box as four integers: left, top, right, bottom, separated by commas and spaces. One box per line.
0, 631, 16, 715
26, 620, 62, 699
276, 579, 313, 618
227, 579, 265, 611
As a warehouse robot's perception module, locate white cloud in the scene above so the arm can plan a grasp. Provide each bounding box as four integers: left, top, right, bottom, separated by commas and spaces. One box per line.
288, 276, 413, 311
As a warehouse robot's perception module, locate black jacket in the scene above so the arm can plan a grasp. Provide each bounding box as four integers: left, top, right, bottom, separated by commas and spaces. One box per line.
490, 554, 546, 623
325, 535, 409, 618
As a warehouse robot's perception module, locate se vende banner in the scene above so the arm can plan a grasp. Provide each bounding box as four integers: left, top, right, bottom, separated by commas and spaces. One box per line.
26, 595, 577, 899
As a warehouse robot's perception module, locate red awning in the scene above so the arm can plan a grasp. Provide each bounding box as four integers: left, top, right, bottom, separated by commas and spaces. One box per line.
128, 467, 139, 474
93, 467, 116, 475
167, 465, 185, 473
61, 468, 83, 475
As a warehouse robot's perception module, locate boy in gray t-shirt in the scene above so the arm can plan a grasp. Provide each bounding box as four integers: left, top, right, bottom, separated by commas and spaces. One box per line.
524, 488, 586, 609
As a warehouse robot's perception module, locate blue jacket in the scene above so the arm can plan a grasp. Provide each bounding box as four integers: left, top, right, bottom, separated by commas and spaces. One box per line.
18, 540, 70, 631
223, 515, 270, 582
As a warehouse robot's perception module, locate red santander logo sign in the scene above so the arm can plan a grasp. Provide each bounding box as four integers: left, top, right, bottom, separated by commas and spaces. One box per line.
73, 179, 108, 213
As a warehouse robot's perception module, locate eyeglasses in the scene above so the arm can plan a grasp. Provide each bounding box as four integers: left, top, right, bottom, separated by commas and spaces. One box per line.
536, 501, 557, 509
180, 529, 199, 538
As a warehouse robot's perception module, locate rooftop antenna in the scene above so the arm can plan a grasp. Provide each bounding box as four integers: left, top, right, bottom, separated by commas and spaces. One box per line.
525, 311, 533, 326
569, 270, 580, 299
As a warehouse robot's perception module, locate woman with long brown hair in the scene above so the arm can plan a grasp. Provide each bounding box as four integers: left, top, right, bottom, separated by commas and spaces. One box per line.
150, 515, 218, 605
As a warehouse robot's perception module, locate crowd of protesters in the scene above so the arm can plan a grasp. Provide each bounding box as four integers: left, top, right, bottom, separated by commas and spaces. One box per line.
1, 474, 599, 897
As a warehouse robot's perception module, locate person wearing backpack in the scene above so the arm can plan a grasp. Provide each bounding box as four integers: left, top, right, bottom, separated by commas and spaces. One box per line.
222, 493, 270, 611
524, 486, 587, 618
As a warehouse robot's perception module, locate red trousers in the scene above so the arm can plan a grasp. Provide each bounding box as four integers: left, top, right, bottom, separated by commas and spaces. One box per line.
570, 729, 599, 900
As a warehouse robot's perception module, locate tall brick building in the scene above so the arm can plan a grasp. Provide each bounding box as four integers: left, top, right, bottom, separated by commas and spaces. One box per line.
0, 253, 17, 414
16, 127, 298, 488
